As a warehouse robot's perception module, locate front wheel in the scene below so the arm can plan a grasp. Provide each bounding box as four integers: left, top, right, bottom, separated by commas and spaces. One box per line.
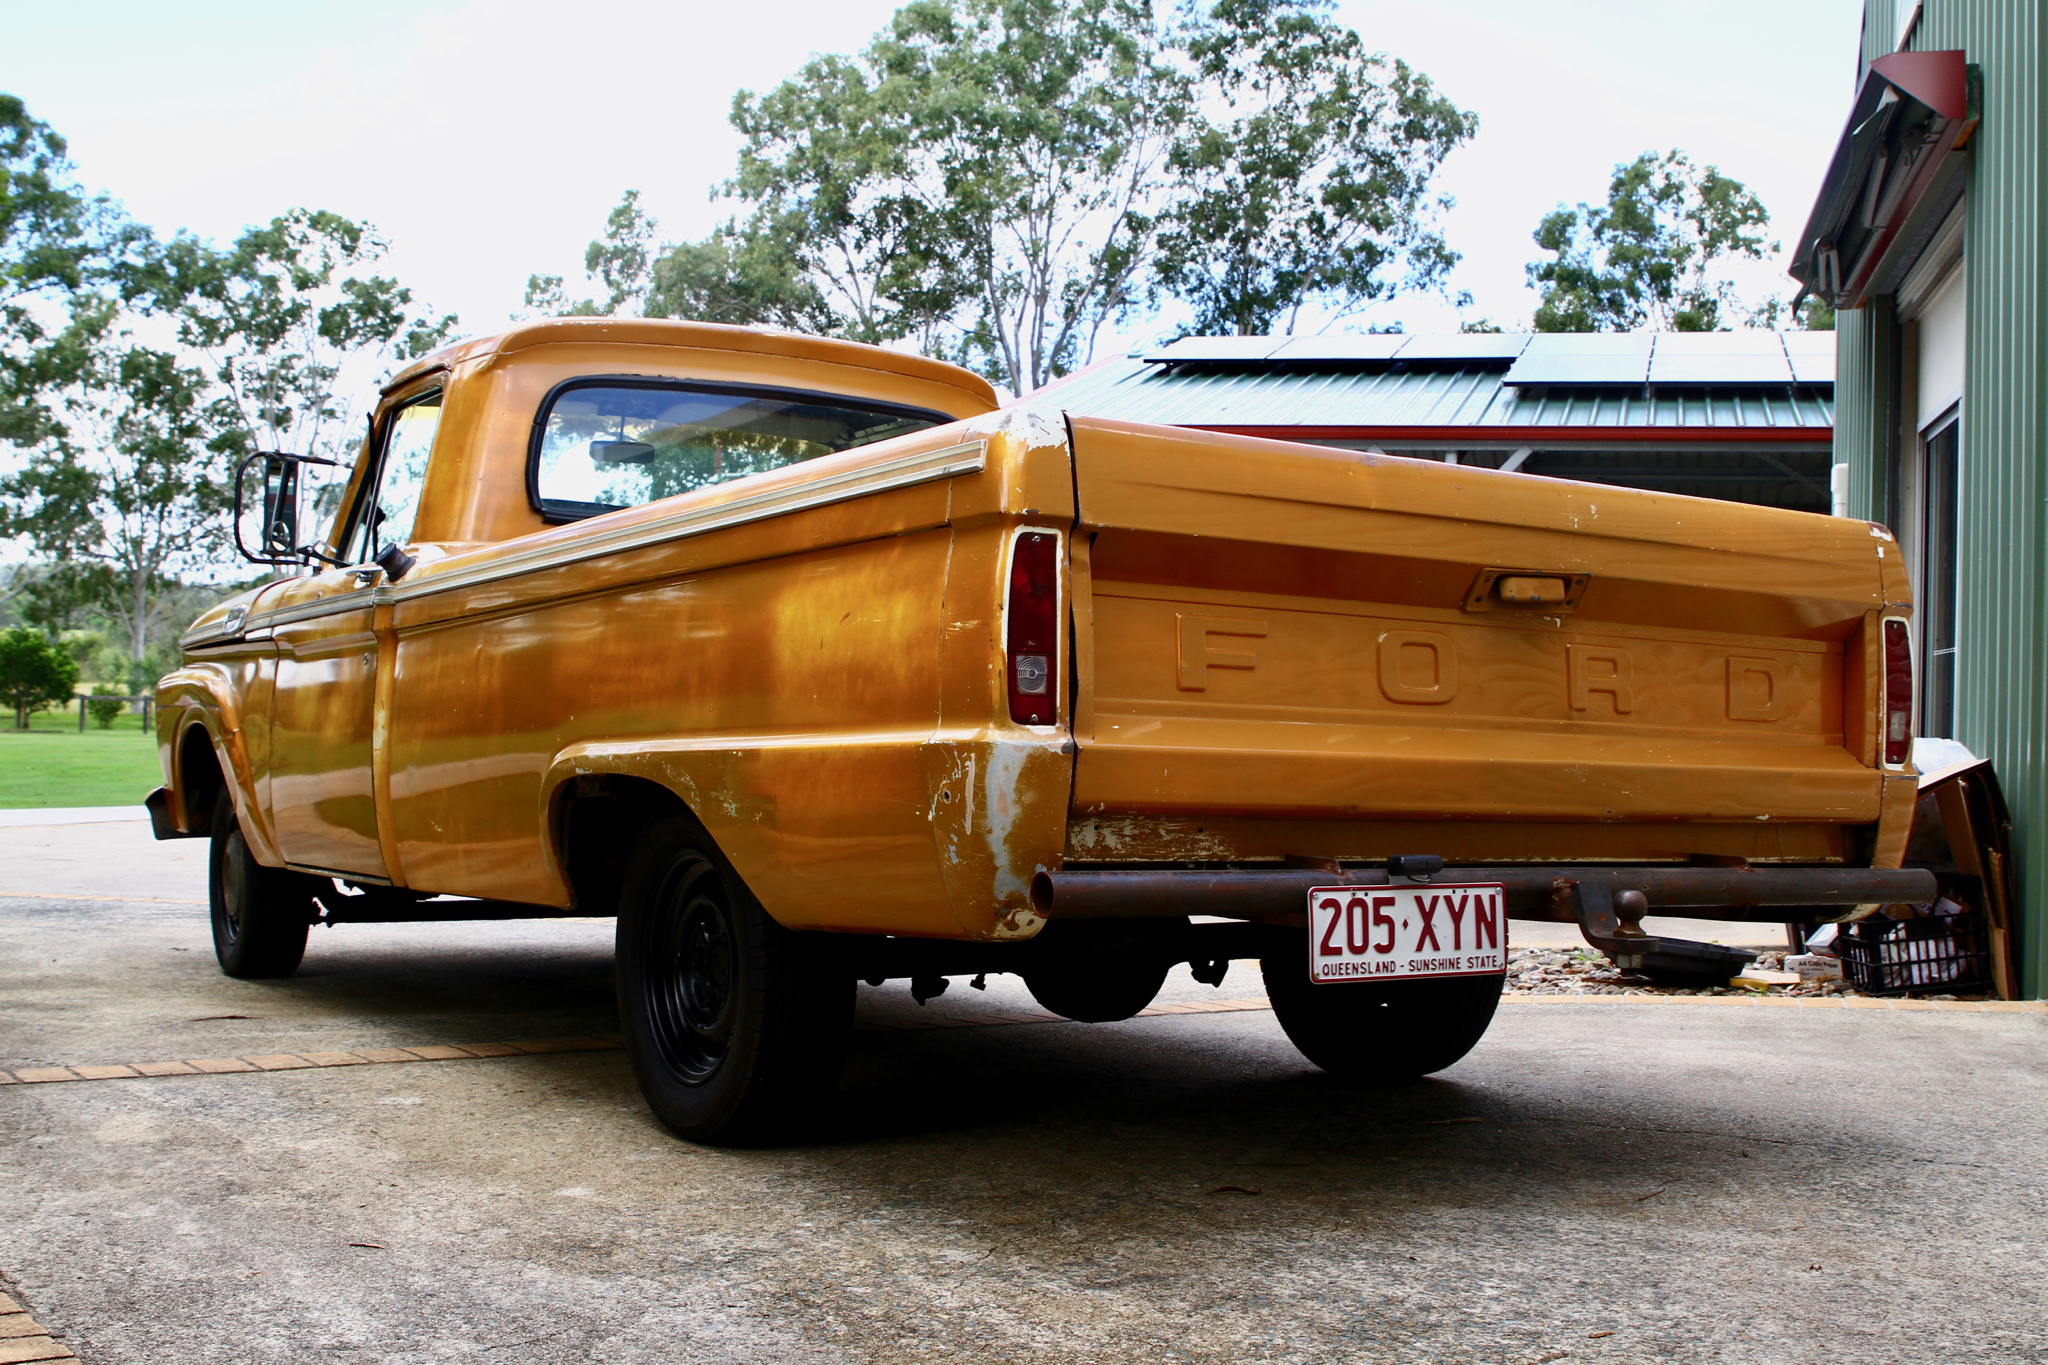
1261, 948, 1504, 1082
208, 790, 316, 979
615, 814, 851, 1145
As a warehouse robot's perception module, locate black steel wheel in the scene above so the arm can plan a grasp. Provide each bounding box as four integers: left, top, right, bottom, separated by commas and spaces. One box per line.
616, 813, 850, 1145
1260, 943, 1504, 1081
208, 790, 316, 979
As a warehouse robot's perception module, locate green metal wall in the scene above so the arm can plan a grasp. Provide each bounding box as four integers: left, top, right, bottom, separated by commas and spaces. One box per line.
1839, 1, 2047, 995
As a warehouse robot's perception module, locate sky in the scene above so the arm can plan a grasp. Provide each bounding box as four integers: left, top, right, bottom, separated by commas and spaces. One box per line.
7, 0, 1867, 374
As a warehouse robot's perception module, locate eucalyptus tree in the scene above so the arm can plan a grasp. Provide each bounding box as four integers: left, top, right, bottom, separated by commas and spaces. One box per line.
1153, 0, 1476, 335
718, 0, 1187, 393
0, 95, 129, 447
536, 0, 1478, 385
0, 316, 231, 662
526, 189, 661, 318
644, 223, 837, 334
1527, 150, 1775, 332
137, 208, 457, 466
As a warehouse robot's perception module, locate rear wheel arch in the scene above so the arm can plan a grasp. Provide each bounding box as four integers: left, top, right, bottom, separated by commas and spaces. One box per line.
549, 774, 697, 918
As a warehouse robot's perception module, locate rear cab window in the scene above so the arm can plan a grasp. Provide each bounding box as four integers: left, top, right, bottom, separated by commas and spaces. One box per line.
528, 378, 949, 522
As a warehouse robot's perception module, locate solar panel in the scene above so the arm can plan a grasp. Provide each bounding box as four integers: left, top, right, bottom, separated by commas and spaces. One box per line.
1781, 330, 1838, 383
1390, 333, 1532, 362
1266, 333, 1408, 362
1648, 331, 1794, 384
1504, 332, 1653, 386
1141, 336, 1290, 364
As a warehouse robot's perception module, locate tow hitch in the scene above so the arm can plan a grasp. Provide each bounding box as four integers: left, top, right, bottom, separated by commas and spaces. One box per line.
1561, 879, 1658, 968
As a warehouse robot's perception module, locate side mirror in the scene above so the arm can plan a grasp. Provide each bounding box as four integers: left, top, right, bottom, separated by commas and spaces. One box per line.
233, 450, 342, 566
262, 457, 300, 555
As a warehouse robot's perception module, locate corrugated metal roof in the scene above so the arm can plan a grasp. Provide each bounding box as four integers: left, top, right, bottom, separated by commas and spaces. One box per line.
1134, 330, 1837, 388
1033, 352, 1835, 435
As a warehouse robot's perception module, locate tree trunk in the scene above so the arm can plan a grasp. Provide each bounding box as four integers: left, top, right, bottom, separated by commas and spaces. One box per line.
129, 567, 151, 664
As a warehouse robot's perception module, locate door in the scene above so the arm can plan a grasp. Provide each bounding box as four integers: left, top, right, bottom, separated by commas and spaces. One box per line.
266, 388, 442, 878
1919, 414, 1960, 739
267, 573, 385, 876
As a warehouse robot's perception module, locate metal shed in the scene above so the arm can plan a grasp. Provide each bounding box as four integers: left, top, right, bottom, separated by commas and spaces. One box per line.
1033, 330, 1837, 513
1789, 3, 2044, 997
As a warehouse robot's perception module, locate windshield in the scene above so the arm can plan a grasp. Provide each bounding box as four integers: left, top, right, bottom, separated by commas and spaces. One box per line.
531, 380, 948, 520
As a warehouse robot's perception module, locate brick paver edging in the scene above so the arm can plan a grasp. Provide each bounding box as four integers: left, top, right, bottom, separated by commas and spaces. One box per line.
0, 1289, 73, 1362
0, 1037, 622, 1086
4, 994, 2042, 1087
1501, 992, 2048, 1012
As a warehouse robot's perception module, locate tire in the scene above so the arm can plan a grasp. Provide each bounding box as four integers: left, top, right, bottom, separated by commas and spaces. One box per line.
1021, 919, 1176, 1023
1261, 943, 1504, 1082
208, 790, 315, 979
615, 813, 851, 1145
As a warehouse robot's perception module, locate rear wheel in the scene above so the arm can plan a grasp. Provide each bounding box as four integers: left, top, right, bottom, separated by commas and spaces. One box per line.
1261, 945, 1504, 1081
616, 813, 850, 1145
208, 790, 316, 979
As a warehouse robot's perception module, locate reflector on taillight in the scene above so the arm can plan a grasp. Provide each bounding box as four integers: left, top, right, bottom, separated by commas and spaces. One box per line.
1007, 532, 1059, 725
1882, 617, 1913, 767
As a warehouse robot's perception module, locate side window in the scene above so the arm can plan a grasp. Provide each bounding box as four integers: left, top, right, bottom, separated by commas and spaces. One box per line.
343, 391, 442, 564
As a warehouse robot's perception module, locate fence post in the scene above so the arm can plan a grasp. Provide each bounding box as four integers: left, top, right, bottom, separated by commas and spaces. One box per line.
79, 695, 86, 733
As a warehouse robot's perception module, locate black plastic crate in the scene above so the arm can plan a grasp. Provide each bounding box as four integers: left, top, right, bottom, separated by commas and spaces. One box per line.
1838, 912, 1991, 996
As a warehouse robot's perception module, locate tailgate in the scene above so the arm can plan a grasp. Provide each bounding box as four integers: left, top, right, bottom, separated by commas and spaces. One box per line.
1065, 417, 1896, 864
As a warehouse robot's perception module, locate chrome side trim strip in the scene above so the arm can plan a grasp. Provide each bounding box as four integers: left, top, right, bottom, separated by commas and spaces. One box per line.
180, 444, 978, 646
382, 438, 985, 604
183, 590, 375, 649
184, 439, 985, 642
255, 594, 377, 631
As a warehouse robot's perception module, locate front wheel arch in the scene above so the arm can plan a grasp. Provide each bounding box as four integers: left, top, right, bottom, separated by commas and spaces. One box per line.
177, 721, 226, 833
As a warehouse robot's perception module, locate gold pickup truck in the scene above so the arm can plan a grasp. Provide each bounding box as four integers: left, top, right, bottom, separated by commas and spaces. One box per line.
151, 318, 1933, 1143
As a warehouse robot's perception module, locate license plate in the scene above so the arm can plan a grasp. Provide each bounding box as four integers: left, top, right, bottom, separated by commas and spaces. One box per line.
1307, 883, 1508, 984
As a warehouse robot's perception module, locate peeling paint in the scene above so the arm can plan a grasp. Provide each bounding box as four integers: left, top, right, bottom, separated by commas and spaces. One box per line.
980, 741, 1032, 902
964, 404, 1068, 451
1066, 817, 1241, 862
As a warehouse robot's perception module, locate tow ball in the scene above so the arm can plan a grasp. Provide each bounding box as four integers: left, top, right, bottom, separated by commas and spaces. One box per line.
1554, 877, 1660, 969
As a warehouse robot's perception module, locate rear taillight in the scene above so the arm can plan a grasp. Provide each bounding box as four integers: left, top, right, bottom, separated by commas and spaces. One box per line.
1007, 532, 1059, 725
1883, 617, 1913, 766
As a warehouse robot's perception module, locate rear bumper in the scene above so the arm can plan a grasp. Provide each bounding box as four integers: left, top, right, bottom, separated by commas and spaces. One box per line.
1032, 863, 1937, 922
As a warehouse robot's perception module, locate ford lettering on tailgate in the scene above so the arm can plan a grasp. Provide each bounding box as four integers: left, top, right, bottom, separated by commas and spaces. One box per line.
1307, 884, 1507, 984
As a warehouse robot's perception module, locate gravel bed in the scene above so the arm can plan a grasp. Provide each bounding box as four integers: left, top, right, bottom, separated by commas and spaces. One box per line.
1501, 945, 1997, 1003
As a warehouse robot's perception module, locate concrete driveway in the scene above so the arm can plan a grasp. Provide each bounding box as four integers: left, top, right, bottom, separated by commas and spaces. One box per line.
2, 817, 2044, 1364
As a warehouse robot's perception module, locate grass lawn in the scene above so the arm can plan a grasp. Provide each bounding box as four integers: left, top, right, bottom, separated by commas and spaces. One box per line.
0, 702, 162, 808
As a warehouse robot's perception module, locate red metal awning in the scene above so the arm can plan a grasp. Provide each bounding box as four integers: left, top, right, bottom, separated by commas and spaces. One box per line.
1788, 50, 1980, 309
